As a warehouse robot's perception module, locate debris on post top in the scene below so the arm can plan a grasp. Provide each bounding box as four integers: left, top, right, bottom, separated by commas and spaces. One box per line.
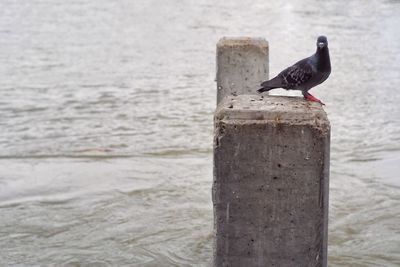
216, 37, 269, 104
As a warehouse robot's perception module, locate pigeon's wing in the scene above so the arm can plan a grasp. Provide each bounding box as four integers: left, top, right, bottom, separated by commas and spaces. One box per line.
279, 59, 313, 89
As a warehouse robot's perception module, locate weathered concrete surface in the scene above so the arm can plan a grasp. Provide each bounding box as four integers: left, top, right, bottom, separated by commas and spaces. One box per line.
216, 37, 269, 104
213, 95, 330, 267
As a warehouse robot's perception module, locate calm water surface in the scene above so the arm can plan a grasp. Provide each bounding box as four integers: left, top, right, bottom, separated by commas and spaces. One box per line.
0, 0, 399, 266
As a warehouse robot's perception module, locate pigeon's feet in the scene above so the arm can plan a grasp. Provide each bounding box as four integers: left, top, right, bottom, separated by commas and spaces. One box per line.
304, 93, 325, 105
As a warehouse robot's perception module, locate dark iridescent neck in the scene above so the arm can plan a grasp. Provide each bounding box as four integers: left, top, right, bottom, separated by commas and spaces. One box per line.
316, 47, 331, 72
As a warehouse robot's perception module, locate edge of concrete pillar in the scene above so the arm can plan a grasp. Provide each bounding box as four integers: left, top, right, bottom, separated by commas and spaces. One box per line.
213, 95, 330, 267
216, 37, 269, 104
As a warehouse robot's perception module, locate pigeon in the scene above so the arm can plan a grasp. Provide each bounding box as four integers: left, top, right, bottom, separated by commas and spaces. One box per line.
257, 36, 331, 105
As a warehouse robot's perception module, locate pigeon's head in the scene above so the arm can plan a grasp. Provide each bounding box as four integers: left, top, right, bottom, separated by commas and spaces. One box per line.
317, 36, 328, 49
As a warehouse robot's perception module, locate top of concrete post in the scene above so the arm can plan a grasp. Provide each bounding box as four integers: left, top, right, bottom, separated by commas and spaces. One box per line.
216, 37, 269, 105
217, 37, 268, 48
216, 95, 329, 130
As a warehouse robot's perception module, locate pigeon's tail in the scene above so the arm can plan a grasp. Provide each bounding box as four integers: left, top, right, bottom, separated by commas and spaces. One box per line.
257, 86, 277, 93
257, 76, 282, 93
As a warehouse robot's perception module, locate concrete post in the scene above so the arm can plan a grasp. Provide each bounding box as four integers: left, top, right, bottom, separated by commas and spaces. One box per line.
213, 37, 330, 267
216, 37, 269, 104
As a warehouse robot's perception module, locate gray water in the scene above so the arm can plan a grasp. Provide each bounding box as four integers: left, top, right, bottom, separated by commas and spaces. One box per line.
0, 0, 399, 266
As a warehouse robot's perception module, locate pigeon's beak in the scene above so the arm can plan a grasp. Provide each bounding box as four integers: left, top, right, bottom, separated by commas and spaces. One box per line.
318, 42, 325, 49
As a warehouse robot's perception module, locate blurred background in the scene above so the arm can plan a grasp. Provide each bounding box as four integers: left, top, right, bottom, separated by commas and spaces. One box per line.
0, 0, 399, 266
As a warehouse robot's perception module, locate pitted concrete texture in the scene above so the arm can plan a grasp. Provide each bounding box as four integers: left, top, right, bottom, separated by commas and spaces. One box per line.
216, 37, 269, 104
213, 95, 330, 267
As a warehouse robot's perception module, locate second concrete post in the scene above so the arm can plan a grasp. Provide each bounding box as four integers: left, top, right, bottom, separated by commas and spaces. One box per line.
216, 37, 269, 104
